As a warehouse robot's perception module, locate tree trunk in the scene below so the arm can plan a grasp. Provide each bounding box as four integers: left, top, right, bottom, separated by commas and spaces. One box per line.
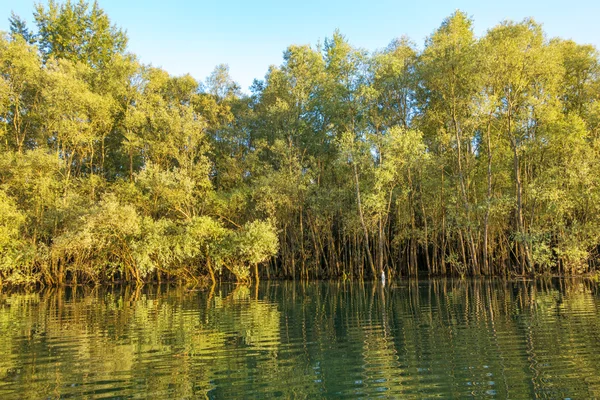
353, 162, 377, 277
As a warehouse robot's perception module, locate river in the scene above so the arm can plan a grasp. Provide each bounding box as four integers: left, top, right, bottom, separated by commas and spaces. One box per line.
1, 279, 599, 398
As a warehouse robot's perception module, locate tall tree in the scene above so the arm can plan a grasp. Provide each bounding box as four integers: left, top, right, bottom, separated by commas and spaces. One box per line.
416, 11, 481, 274
34, 0, 127, 68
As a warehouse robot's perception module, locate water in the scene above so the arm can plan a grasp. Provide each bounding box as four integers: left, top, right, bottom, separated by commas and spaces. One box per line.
1, 279, 600, 399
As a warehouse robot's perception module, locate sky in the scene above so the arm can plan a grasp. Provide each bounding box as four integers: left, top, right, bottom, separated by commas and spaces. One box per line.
1, 0, 599, 92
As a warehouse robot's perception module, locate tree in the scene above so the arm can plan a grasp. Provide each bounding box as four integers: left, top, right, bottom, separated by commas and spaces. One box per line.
0, 35, 43, 153
417, 11, 482, 274
482, 19, 563, 273
34, 0, 127, 68
8, 12, 36, 44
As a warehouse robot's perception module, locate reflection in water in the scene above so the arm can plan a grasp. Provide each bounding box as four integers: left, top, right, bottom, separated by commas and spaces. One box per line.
0, 279, 600, 398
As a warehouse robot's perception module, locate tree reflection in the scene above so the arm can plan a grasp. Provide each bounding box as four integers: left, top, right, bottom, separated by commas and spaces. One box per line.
0, 279, 599, 398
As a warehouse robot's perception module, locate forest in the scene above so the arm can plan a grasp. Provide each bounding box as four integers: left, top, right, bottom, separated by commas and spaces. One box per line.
0, 0, 599, 286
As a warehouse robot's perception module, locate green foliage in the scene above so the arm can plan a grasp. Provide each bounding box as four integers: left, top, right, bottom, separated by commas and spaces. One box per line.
34, 0, 127, 67
0, 34, 43, 152
237, 219, 279, 265
0, 190, 30, 282
51, 194, 141, 281
1, 1, 600, 285
8, 12, 36, 44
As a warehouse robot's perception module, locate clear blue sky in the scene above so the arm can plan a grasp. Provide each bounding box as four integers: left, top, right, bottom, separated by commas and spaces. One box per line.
2, 1, 599, 91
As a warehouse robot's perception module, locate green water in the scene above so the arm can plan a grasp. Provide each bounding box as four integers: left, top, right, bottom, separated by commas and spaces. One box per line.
1, 279, 599, 398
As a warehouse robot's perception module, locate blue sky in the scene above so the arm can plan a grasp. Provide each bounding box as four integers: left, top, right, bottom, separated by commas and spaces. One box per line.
2, 1, 599, 91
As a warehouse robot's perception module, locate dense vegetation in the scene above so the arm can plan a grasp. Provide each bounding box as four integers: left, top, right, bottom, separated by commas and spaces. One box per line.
1, 1, 599, 286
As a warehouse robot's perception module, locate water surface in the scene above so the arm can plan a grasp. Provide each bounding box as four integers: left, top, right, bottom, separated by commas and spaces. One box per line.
1, 279, 599, 398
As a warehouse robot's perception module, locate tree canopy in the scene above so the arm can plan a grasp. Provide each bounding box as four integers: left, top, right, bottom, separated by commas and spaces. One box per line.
1, 4, 599, 286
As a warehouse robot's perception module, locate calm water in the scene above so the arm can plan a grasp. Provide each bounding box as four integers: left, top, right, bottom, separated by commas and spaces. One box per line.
1, 279, 600, 399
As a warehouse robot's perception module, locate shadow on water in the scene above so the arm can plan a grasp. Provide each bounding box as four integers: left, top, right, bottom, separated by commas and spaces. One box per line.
0, 278, 600, 398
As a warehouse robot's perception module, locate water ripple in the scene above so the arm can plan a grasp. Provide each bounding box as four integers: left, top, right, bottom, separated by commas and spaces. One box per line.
0, 280, 599, 398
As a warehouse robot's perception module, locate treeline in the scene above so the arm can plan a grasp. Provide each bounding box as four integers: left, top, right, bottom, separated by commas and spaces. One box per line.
1, 1, 599, 285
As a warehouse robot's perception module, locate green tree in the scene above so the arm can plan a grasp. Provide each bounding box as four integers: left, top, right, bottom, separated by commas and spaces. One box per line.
34, 0, 127, 68
0, 34, 43, 153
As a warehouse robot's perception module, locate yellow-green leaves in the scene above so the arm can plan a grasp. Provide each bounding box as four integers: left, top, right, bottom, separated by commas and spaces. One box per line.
2, 2, 600, 283
34, 0, 127, 68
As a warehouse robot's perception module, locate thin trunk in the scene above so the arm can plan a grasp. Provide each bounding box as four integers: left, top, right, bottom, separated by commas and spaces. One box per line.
300, 208, 305, 280
508, 103, 532, 274
378, 218, 384, 276
207, 257, 216, 286
353, 162, 376, 277
418, 168, 431, 275
452, 101, 478, 272
129, 142, 134, 182
484, 114, 493, 275
440, 163, 447, 275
